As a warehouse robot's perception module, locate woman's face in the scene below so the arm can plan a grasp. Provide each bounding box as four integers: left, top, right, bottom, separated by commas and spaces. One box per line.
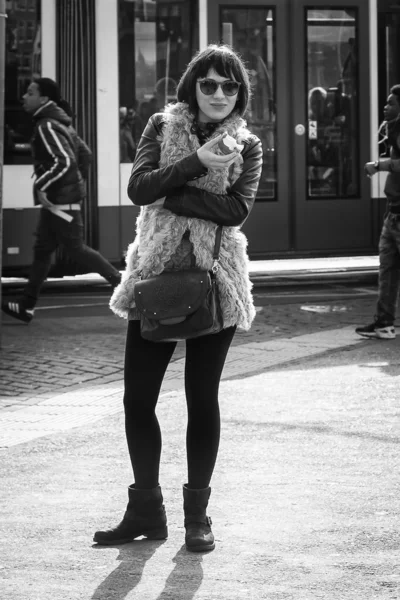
196, 68, 239, 123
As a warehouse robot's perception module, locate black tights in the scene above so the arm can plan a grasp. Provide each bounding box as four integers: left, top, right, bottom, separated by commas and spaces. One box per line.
123, 320, 236, 490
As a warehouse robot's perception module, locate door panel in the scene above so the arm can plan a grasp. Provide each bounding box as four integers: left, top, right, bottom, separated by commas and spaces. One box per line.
221, 6, 277, 200
208, 0, 371, 256
293, 0, 371, 251
209, 0, 291, 253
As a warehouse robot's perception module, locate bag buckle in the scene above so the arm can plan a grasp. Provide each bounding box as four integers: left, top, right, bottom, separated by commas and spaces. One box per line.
212, 260, 219, 274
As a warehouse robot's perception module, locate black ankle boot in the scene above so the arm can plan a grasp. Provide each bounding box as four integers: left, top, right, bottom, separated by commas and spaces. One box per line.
183, 484, 215, 552
93, 484, 168, 545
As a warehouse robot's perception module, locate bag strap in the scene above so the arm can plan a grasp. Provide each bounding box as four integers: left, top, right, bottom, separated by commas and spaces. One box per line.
213, 226, 222, 259
212, 226, 223, 273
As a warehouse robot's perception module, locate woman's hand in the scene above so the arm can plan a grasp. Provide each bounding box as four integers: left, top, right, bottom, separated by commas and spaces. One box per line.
197, 134, 239, 170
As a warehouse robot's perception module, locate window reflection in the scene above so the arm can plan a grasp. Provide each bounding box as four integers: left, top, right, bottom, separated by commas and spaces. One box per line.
3, 0, 41, 165
378, 11, 400, 126
221, 7, 276, 200
307, 9, 359, 198
118, 0, 198, 163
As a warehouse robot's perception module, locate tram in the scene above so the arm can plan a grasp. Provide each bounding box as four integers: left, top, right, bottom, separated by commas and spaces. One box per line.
3, 0, 400, 276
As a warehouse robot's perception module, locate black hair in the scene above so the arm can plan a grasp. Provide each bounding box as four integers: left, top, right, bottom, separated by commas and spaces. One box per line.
33, 77, 73, 117
176, 44, 251, 117
390, 84, 400, 106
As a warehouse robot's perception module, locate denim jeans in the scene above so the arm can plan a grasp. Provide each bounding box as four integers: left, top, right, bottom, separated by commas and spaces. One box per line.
23, 208, 121, 307
376, 214, 400, 324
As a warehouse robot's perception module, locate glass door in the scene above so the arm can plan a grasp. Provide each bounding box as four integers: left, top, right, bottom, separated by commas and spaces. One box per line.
306, 10, 359, 200
210, 0, 291, 254
222, 7, 276, 200
292, 0, 371, 251
208, 0, 371, 256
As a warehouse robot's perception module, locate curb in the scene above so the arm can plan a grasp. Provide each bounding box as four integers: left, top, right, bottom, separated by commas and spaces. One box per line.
251, 269, 378, 288
1, 269, 379, 292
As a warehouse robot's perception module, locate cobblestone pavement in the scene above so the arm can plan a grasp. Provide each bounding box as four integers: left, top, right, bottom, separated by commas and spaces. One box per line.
0, 293, 375, 405
1, 324, 371, 447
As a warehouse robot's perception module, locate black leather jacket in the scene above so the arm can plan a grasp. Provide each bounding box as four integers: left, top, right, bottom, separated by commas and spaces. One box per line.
128, 113, 263, 227
31, 101, 92, 205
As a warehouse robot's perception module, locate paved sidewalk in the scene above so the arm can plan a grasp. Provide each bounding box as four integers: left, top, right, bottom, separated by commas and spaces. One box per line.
0, 311, 398, 599
2, 274, 398, 599
0, 325, 365, 448
0, 294, 376, 408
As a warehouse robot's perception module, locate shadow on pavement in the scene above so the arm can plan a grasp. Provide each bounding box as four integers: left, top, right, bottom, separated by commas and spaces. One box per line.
90, 541, 204, 600
226, 418, 400, 445
90, 539, 166, 599
155, 545, 203, 600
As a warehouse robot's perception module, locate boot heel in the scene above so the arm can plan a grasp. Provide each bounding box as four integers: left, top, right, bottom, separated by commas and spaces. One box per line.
144, 526, 168, 540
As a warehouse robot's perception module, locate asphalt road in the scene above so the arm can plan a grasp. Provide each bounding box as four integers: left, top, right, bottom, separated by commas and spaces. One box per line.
2, 281, 378, 319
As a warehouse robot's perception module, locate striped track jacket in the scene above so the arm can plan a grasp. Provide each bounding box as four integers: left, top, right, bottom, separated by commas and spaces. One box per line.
31, 101, 92, 205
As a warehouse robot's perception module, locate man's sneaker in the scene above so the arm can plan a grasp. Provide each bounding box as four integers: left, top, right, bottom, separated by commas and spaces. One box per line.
1, 301, 34, 324
355, 321, 395, 339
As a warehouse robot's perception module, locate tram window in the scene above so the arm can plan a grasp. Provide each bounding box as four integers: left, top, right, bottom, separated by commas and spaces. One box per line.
221, 7, 276, 202
378, 8, 400, 120
306, 9, 359, 200
3, 0, 41, 165
118, 0, 199, 164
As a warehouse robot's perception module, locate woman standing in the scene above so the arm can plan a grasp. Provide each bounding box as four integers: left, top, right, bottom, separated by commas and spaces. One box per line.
94, 45, 263, 552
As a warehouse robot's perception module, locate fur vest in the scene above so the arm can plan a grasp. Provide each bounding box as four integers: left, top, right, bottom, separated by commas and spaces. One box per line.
110, 102, 256, 331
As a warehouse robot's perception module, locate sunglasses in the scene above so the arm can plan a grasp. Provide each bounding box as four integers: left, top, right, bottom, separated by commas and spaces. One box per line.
197, 79, 241, 97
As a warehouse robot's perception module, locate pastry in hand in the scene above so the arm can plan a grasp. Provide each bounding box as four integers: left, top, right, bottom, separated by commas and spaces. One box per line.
218, 133, 244, 155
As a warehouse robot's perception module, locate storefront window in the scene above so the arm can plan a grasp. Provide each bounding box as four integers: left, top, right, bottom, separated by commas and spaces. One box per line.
3, 0, 41, 164
221, 7, 276, 200
306, 9, 359, 198
118, 0, 198, 163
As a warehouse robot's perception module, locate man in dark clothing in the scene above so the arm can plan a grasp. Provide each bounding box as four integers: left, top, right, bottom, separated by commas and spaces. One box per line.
356, 84, 400, 339
2, 78, 121, 324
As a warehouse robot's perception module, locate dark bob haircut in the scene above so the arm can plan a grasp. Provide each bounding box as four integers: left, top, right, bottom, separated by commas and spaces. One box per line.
176, 44, 251, 117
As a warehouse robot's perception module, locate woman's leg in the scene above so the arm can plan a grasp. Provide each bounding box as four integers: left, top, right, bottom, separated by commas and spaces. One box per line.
184, 326, 236, 489
124, 320, 177, 488
93, 321, 173, 544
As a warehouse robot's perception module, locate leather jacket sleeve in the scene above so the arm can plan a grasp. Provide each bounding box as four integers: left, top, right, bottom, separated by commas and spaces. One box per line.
164, 137, 263, 226
127, 114, 208, 204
